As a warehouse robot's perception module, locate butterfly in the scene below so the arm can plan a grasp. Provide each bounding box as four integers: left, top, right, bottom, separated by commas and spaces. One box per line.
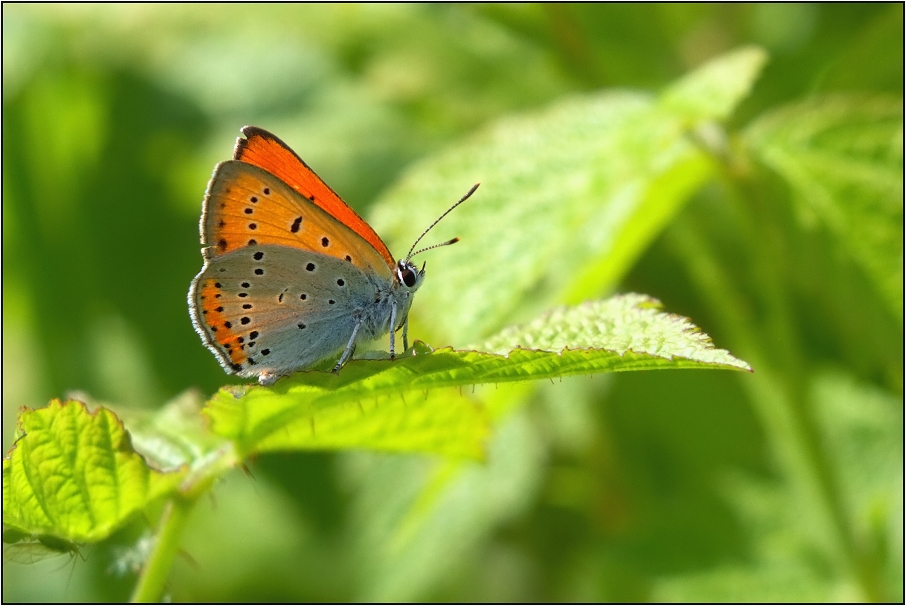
189, 126, 477, 386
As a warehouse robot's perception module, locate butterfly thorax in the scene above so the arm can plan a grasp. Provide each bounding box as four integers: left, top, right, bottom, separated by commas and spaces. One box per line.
356, 259, 424, 341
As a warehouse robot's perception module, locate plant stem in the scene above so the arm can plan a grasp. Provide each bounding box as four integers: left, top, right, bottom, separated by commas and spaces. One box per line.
128, 443, 237, 602
732, 169, 886, 600
667, 211, 882, 600
130, 495, 195, 603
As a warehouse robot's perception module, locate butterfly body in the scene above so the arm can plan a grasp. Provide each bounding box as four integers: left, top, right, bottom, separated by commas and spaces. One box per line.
189, 128, 430, 386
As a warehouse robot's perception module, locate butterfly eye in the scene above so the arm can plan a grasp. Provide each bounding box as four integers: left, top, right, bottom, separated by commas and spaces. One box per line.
401, 268, 417, 287
397, 262, 419, 288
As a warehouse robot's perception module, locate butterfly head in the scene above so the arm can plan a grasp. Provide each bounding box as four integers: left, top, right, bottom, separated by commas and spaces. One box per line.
395, 259, 426, 292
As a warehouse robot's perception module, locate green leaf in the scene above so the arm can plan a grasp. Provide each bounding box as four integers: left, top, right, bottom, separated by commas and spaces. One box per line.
370, 48, 765, 345
205, 380, 490, 461
475, 294, 751, 370
112, 389, 228, 471
660, 46, 769, 123
744, 94, 904, 317
2, 400, 187, 544
204, 295, 750, 460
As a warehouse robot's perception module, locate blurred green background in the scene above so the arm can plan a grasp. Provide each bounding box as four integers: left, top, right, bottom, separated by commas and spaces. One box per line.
3, 4, 902, 602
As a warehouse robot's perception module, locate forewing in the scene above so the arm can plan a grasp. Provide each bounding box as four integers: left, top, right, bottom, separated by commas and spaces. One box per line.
200, 161, 391, 277
233, 126, 395, 268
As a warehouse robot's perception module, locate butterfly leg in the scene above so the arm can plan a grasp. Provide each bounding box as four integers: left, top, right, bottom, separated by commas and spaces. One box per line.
402, 315, 409, 352
333, 319, 361, 373
388, 299, 398, 360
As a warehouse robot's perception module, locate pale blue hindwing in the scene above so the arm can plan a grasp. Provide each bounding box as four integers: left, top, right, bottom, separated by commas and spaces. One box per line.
190, 244, 414, 381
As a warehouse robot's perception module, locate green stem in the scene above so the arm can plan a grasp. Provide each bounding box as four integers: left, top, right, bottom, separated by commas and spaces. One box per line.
730, 167, 886, 601
130, 495, 196, 603
667, 210, 882, 600
129, 443, 238, 602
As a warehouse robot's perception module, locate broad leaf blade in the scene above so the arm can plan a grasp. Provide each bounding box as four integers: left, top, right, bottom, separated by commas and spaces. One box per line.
205, 381, 490, 461
744, 94, 904, 317
372, 91, 665, 344
370, 47, 766, 345
204, 295, 750, 459
476, 294, 751, 370
661, 46, 769, 123
2, 400, 186, 543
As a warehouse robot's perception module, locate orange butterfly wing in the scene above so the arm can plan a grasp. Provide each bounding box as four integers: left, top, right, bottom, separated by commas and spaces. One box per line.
192, 161, 393, 373
199, 161, 389, 272
232, 126, 395, 268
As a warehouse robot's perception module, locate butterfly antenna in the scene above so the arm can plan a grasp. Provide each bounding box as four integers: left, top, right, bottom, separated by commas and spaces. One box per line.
409, 237, 460, 259
406, 183, 480, 261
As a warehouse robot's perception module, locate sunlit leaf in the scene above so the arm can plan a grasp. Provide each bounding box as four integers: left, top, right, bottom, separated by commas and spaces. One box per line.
205, 295, 749, 460
206, 379, 490, 461
371, 47, 766, 345
661, 46, 769, 123
2, 400, 186, 543
476, 294, 751, 370
373, 90, 681, 345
